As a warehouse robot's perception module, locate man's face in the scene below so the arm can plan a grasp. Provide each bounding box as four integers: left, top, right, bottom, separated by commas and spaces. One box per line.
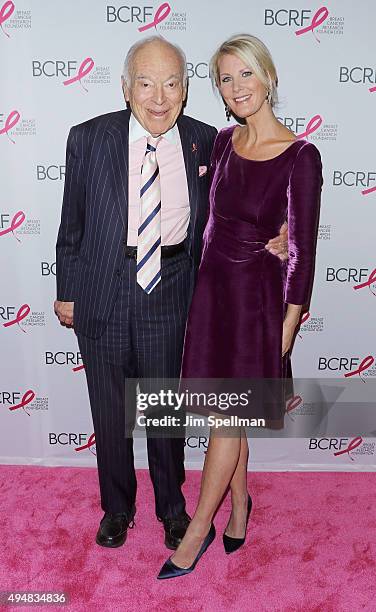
123, 41, 186, 136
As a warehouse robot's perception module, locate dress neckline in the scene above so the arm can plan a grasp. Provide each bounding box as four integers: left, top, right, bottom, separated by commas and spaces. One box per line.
230, 126, 301, 163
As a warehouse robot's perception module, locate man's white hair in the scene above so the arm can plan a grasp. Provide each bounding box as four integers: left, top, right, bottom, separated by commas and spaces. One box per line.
122, 35, 188, 88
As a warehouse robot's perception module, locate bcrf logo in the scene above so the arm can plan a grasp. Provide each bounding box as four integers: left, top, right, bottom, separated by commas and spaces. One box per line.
339, 67, 376, 89
0, 110, 20, 143
49, 432, 96, 455
278, 115, 322, 138
32, 58, 95, 91
309, 437, 349, 450
106, 4, 153, 23
0, 212, 25, 240
325, 268, 370, 283
264, 8, 313, 27
41, 261, 56, 276
318, 356, 374, 380
1, 390, 35, 415
264, 7, 329, 41
186, 62, 208, 79
184, 436, 208, 450
1, 304, 30, 332
32, 60, 80, 78
36, 165, 65, 181
45, 352, 83, 367
332, 171, 376, 190
309, 437, 363, 460
106, 2, 171, 32
1, 390, 47, 415
308, 436, 368, 461
278, 116, 306, 133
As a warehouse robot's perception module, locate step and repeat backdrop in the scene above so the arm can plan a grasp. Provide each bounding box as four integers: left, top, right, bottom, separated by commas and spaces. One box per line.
1, 1, 375, 471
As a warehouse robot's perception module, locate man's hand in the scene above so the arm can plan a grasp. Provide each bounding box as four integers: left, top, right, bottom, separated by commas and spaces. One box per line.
54, 300, 74, 327
265, 221, 288, 261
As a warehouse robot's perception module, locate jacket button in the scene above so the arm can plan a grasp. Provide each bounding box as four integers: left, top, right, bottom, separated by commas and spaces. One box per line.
122, 239, 127, 245
116, 269, 121, 276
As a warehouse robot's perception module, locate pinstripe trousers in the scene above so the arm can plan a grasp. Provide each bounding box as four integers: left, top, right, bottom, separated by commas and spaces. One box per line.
76, 250, 192, 519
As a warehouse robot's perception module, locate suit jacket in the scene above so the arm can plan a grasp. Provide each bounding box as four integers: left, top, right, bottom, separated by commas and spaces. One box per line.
56, 109, 217, 338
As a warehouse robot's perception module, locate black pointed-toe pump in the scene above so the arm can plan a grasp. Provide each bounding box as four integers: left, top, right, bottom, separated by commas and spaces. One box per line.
223, 494, 252, 554
157, 524, 216, 579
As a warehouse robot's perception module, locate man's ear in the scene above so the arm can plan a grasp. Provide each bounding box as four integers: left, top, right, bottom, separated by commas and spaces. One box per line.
182, 80, 189, 104
121, 76, 130, 102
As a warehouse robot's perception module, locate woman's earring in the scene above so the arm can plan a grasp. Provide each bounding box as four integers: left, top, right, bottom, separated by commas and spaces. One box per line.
266, 90, 271, 104
225, 104, 231, 121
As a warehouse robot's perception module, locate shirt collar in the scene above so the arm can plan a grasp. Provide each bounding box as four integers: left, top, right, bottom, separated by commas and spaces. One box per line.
129, 112, 179, 146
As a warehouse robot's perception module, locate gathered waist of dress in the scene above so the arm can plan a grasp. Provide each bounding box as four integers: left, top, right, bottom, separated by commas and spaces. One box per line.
207, 213, 279, 249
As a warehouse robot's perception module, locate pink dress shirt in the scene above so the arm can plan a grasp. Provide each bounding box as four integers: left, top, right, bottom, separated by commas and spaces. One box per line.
127, 114, 190, 246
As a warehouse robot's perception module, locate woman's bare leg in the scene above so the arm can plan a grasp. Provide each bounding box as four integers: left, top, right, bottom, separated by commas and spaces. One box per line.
225, 429, 250, 537
171, 426, 241, 568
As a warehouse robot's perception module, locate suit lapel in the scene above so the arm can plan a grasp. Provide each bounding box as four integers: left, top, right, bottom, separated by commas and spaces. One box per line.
106, 109, 131, 231
177, 116, 199, 235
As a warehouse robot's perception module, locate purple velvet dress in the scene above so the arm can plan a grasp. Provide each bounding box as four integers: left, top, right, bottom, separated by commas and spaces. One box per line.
181, 126, 322, 420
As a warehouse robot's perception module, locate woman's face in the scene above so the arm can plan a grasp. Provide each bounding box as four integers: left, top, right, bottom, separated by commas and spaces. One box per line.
217, 53, 268, 119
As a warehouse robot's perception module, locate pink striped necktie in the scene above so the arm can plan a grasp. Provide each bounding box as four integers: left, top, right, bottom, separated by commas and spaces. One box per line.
136, 135, 162, 294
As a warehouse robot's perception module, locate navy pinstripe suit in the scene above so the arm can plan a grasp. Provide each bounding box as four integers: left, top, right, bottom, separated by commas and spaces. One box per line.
56, 109, 217, 518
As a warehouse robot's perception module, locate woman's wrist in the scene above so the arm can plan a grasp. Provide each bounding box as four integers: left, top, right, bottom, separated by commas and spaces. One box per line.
284, 306, 302, 328
283, 317, 298, 329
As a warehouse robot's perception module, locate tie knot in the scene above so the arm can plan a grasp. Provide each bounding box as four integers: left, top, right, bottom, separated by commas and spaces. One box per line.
147, 135, 161, 152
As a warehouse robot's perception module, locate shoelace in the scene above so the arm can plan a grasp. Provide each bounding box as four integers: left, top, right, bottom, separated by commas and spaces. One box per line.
164, 515, 189, 531
107, 513, 136, 529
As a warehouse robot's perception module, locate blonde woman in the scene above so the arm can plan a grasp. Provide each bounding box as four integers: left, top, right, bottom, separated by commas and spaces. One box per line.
158, 34, 322, 580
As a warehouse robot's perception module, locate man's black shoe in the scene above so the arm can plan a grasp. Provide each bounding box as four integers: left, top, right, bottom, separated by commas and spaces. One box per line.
96, 508, 135, 548
161, 512, 191, 550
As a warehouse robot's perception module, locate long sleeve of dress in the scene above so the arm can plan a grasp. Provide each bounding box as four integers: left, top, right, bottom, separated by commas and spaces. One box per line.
284, 142, 323, 305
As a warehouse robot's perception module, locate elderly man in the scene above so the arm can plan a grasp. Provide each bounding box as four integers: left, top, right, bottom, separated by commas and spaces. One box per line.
55, 36, 286, 551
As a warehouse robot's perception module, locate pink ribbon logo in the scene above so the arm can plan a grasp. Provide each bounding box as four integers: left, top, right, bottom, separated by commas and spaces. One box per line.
344, 356, 374, 382
75, 433, 96, 454
9, 389, 35, 416
353, 268, 376, 296
0, 210, 26, 241
298, 311, 310, 338
296, 115, 322, 139
286, 395, 303, 420
0, 110, 20, 143
3, 303, 30, 332
295, 6, 329, 43
138, 2, 171, 32
72, 364, 85, 372
0, 1, 14, 38
63, 57, 94, 92
361, 186, 376, 196
369, 86, 376, 93
333, 436, 363, 461
300, 311, 311, 325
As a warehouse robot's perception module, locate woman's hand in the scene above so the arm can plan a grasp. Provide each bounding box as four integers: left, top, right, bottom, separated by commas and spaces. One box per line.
282, 304, 303, 356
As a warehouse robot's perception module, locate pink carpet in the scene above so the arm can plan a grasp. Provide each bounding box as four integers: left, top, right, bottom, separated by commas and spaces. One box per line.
0, 466, 375, 612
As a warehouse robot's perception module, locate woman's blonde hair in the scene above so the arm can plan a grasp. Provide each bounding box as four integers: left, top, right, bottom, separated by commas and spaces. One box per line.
210, 34, 278, 108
